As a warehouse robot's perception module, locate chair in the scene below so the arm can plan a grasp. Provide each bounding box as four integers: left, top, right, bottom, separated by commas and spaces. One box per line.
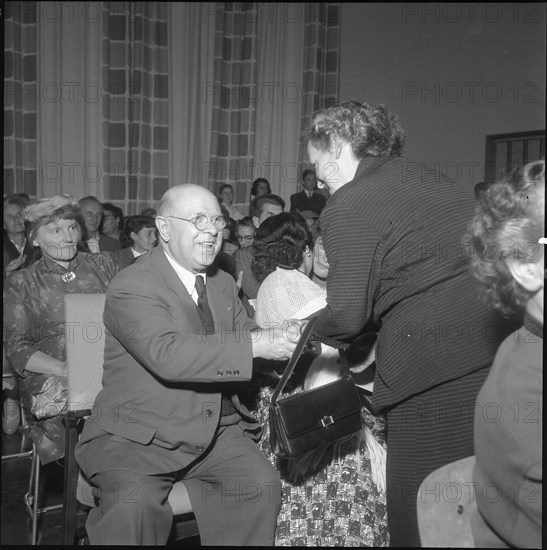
62, 293, 199, 545
416, 455, 477, 547
3, 349, 59, 545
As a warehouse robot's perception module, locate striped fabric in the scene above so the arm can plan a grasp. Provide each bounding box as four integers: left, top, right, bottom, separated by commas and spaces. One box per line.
314, 155, 514, 545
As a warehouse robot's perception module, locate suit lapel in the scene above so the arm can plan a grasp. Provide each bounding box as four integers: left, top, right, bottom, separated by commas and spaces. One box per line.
149, 248, 204, 334
206, 267, 233, 329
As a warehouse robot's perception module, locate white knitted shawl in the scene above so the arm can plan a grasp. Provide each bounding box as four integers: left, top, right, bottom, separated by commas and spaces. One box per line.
255, 267, 326, 328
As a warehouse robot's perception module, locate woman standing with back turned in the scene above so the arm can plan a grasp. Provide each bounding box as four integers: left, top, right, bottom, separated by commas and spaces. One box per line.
303, 101, 511, 546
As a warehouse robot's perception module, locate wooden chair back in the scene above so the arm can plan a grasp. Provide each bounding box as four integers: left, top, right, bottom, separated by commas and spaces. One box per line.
63, 294, 198, 544
417, 455, 477, 547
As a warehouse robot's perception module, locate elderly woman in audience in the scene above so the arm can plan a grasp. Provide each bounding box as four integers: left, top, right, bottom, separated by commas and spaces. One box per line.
251, 212, 389, 546
3, 195, 118, 465
117, 215, 158, 269
218, 183, 244, 221
466, 160, 543, 548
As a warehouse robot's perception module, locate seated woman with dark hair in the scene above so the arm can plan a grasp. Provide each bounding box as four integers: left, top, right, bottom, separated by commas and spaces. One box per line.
101, 202, 124, 241
249, 177, 272, 215
251, 212, 389, 547
466, 160, 543, 548
3, 195, 118, 465
117, 215, 158, 269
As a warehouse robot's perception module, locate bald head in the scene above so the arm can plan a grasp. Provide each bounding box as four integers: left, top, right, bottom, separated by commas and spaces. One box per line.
158, 184, 217, 218
155, 184, 223, 273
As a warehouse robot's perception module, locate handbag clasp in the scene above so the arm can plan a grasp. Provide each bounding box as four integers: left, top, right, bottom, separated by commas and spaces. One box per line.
320, 415, 335, 428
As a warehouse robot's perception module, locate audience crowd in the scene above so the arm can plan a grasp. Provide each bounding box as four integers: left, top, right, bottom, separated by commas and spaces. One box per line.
2, 100, 543, 548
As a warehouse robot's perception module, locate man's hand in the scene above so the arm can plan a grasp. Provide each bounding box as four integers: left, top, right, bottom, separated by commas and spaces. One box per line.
236, 270, 244, 290
251, 319, 304, 361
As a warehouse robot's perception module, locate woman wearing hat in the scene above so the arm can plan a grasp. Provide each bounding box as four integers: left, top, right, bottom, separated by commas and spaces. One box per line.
3, 195, 118, 465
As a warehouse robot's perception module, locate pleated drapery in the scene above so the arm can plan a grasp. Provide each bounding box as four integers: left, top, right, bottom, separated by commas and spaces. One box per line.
3, 2, 340, 212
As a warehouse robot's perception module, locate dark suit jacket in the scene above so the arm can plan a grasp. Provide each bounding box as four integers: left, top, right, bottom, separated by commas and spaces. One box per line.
3, 231, 38, 278
113, 246, 139, 270
81, 234, 121, 253
314, 156, 509, 411
472, 314, 542, 548
76, 246, 259, 477
290, 190, 326, 217
234, 245, 260, 300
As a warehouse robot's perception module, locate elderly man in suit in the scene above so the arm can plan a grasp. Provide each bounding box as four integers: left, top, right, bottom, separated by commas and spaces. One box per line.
78, 196, 121, 253
289, 169, 327, 220
75, 184, 301, 545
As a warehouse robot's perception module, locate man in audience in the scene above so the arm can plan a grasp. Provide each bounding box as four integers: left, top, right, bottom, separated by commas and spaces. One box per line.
75, 184, 300, 545
234, 194, 285, 303
235, 216, 257, 248
3, 194, 36, 278
290, 169, 326, 220
78, 196, 120, 253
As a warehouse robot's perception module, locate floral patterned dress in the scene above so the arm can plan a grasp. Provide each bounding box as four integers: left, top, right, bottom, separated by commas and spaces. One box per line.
3, 252, 118, 464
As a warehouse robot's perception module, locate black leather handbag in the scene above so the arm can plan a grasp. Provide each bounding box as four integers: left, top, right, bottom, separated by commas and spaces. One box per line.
269, 318, 364, 459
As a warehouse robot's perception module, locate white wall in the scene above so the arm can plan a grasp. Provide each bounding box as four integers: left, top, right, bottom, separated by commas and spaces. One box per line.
339, 2, 546, 193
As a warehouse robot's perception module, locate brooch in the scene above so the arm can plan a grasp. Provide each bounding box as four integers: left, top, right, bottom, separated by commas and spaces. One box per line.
61, 271, 76, 283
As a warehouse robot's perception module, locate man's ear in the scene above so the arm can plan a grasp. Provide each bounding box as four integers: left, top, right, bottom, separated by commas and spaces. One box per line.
155, 217, 169, 242
252, 216, 260, 229
506, 258, 544, 293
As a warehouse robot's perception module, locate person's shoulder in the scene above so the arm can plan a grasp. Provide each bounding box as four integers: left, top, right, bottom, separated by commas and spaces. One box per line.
5, 259, 40, 286
99, 234, 121, 250
234, 245, 254, 263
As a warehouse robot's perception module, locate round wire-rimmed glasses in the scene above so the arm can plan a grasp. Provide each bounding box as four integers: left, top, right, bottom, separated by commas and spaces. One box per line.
166, 214, 226, 231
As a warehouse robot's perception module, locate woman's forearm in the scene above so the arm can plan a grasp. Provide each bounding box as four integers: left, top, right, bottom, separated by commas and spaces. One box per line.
25, 351, 66, 376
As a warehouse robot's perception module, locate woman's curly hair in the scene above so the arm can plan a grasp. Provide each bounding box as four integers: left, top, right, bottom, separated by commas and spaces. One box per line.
302, 100, 406, 158
464, 160, 544, 317
251, 212, 313, 284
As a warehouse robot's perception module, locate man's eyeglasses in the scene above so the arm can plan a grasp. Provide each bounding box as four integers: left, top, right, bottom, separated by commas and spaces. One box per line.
167, 215, 226, 232
237, 235, 254, 242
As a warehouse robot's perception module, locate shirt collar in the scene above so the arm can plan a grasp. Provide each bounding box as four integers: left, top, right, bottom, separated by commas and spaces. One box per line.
163, 252, 206, 298
131, 247, 146, 258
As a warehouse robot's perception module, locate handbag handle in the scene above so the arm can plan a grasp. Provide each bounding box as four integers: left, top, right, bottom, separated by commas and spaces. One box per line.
270, 317, 318, 404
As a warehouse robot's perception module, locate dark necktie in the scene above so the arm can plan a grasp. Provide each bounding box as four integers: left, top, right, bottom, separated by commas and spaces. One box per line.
195, 275, 236, 417
194, 275, 215, 335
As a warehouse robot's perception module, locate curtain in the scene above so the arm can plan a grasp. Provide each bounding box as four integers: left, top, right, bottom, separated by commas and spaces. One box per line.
299, 3, 341, 168
4, 1, 39, 196
206, 3, 260, 207
100, 2, 170, 215
168, 3, 215, 189
36, 1, 103, 199
4, 2, 340, 211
